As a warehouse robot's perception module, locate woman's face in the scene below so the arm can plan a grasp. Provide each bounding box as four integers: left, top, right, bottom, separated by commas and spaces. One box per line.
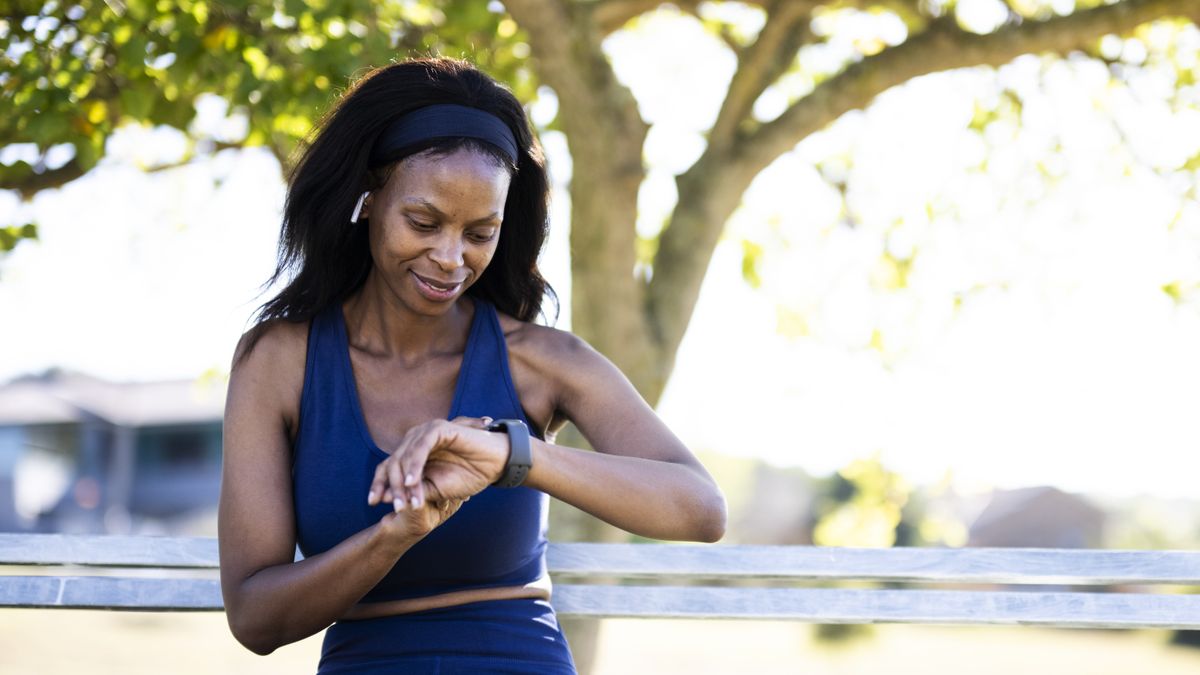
363, 147, 512, 317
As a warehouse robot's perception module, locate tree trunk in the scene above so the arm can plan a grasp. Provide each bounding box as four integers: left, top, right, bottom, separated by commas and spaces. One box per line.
504, 0, 1200, 672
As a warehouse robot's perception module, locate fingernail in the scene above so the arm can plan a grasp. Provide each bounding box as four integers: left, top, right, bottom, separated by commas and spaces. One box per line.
393, 498, 404, 512
405, 473, 416, 486
367, 490, 376, 504
411, 495, 420, 509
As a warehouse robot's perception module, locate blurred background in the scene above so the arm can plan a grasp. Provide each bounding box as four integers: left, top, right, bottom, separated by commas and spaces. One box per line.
2, 0, 1200, 673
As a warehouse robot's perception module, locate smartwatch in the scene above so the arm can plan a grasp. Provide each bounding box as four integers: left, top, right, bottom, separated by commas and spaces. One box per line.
487, 419, 532, 488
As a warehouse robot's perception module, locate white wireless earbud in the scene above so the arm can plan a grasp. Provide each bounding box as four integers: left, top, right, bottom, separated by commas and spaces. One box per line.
350, 191, 370, 223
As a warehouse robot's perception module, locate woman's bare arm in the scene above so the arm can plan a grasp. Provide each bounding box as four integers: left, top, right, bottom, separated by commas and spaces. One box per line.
218, 324, 457, 654
521, 331, 726, 542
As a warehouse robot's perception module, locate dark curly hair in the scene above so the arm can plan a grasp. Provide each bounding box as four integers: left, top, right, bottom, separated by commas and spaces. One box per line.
242, 57, 555, 357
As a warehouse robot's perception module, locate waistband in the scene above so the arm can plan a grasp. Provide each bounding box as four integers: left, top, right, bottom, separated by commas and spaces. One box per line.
319, 598, 576, 673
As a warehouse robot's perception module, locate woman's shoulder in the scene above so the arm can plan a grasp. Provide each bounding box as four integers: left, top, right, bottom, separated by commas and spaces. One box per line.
495, 311, 594, 369
494, 311, 601, 431
494, 309, 646, 431
228, 318, 311, 423
232, 317, 311, 374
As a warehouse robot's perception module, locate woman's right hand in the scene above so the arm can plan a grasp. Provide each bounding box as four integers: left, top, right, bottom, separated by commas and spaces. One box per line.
367, 416, 506, 513
375, 487, 466, 542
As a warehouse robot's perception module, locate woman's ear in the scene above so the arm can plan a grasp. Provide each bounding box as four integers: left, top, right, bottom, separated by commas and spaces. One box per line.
350, 191, 370, 223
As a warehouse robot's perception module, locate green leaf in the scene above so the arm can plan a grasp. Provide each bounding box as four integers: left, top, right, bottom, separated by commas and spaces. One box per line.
741, 239, 763, 288
119, 85, 155, 120
0, 222, 37, 252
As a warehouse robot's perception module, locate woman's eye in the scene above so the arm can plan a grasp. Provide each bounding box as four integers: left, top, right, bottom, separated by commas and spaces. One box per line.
468, 231, 497, 243
408, 218, 436, 230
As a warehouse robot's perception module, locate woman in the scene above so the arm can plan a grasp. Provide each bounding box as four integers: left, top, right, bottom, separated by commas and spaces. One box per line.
219, 57, 726, 673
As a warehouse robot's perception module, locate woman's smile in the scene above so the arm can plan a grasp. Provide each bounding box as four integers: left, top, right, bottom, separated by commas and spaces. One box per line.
410, 270, 464, 302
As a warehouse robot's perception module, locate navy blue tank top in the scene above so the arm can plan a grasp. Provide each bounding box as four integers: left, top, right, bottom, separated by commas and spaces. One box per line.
292, 298, 548, 603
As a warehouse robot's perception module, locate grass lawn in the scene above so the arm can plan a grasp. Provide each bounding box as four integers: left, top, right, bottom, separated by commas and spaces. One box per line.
2, 610, 1198, 674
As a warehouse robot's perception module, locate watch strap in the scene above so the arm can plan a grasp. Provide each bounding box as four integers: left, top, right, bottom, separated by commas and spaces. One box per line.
487, 419, 531, 488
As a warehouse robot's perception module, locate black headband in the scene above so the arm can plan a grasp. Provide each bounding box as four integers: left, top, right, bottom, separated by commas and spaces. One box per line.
369, 103, 520, 167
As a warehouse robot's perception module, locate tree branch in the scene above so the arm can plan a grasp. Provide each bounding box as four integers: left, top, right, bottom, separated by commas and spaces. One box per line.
742, 0, 1200, 173
0, 139, 264, 200
707, 0, 815, 156
648, 0, 1200, 370
4, 159, 85, 200
591, 0, 711, 34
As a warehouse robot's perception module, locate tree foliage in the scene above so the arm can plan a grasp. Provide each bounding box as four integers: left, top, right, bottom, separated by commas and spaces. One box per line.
6, 1, 1199, 366
0, 0, 534, 204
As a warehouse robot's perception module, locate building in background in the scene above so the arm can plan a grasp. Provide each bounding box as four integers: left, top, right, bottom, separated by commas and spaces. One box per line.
967, 485, 1107, 549
0, 371, 224, 534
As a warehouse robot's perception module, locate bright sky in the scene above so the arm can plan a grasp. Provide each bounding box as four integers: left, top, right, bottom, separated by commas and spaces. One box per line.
3, 7, 1200, 498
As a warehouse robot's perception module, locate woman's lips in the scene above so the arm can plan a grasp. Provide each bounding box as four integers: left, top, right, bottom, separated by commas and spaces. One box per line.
410, 271, 464, 302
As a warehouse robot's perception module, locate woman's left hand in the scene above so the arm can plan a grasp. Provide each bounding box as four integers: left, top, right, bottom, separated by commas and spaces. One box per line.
366, 417, 509, 513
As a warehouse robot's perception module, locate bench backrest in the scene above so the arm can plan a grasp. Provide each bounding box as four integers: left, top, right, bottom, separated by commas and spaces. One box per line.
3, 534, 1198, 629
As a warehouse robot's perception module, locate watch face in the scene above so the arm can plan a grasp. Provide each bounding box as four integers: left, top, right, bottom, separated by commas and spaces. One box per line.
487, 419, 527, 433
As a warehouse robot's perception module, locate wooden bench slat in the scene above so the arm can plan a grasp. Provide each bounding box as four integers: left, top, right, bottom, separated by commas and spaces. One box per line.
3, 576, 1197, 629
0, 534, 220, 569
5, 535, 1200, 586
0, 576, 222, 611
546, 543, 1200, 586
550, 585, 1200, 629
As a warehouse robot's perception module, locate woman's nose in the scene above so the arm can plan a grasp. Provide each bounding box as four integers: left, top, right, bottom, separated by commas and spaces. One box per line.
428, 234, 465, 271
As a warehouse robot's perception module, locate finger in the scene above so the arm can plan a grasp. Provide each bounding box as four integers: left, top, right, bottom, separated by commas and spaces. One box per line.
368, 462, 389, 505
451, 415, 493, 430
410, 480, 423, 511
422, 475, 441, 502
392, 427, 424, 492
399, 422, 450, 507
422, 478, 445, 504
404, 421, 442, 508
387, 458, 407, 511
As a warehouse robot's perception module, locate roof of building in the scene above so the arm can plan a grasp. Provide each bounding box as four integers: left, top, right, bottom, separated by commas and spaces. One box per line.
968, 485, 1107, 548
0, 371, 225, 428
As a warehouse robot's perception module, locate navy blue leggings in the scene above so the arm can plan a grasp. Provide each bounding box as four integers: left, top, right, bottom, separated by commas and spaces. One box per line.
317, 598, 577, 674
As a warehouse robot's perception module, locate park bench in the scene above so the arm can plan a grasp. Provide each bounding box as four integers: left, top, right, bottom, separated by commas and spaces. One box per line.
1, 533, 1199, 629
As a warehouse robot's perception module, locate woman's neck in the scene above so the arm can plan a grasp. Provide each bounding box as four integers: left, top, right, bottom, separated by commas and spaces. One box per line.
342, 273, 474, 363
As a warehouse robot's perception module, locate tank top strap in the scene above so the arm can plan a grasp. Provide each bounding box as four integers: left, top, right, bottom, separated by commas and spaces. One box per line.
454, 298, 533, 432
294, 305, 354, 462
